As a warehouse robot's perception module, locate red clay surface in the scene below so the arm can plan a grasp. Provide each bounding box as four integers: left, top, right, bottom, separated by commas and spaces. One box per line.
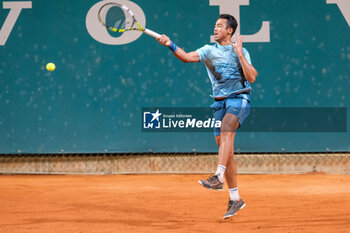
0, 174, 349, 233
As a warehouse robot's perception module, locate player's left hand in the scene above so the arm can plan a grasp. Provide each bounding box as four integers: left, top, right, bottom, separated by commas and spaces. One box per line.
231, 34, 244, 57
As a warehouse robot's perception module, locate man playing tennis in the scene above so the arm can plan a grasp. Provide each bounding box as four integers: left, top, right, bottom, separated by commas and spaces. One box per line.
157, 14, 257, 219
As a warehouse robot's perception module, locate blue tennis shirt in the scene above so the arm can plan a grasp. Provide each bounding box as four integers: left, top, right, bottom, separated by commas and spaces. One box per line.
196, 43, 252, 98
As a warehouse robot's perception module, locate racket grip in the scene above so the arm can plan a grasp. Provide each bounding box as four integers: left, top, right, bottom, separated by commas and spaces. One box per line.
144, 29, 161, 39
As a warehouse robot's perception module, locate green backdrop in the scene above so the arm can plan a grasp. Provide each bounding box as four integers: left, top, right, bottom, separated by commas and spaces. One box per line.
0, 0, 349, 153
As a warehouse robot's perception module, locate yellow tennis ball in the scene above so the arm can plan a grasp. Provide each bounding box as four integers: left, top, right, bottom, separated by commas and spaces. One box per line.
46, 63, 56, 71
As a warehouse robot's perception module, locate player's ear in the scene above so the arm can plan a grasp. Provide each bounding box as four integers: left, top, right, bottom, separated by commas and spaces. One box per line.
227, 27, 233, 36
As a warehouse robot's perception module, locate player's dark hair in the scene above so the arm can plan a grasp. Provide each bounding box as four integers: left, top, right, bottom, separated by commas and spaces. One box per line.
219, 14, 238, 37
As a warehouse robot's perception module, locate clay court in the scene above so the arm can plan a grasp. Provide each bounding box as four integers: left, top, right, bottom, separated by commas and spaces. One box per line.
0, 173, 349, 233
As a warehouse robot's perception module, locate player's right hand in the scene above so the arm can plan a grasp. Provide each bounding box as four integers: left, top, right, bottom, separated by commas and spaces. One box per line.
157, 35, 171, 47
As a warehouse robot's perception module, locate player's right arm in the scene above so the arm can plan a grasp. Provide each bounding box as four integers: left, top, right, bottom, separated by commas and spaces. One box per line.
157, 35, 200, 63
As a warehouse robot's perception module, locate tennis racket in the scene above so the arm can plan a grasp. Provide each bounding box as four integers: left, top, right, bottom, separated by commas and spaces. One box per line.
98, 2, 161, 39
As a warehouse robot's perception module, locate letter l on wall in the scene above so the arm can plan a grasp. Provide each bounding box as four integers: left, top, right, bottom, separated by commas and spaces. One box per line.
209, 0, 270, 43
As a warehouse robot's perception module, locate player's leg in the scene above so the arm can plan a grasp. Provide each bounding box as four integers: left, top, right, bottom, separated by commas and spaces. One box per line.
215, 134, 237, 188
222, 133, 245, 219
198, 101, 225, 190
221, 99, 250, 219
221, 131, 237, 189
221, 120, 245, 219
215, 135, 237, 186
200, 98, 249, 218
217, 113, 239, 174
198, 134, 225, 190
215, 113, 239, 188
199, 98, 249, 193
214, 119, 245, 219
198, 113, 239, 190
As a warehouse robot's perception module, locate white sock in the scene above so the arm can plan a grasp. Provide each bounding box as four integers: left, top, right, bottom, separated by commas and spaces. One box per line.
215, 165, 226, 183
229, 188, 240, 201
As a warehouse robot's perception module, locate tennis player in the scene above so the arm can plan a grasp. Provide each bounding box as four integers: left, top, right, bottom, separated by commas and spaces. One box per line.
157, 14, 257, 219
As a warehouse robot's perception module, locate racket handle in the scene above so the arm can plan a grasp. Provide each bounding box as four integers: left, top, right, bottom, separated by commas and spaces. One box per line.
144, 29, 161, 39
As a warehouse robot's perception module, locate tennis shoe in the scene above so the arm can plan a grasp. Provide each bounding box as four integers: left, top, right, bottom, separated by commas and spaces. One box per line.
198, 175, 223, 191
223, 199, 245, 219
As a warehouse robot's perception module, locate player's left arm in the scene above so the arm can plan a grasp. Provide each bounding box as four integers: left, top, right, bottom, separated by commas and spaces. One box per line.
231, 34, 258, 83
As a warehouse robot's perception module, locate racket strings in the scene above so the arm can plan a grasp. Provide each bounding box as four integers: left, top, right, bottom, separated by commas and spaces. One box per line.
113, 19, 125, 30
99, 3, 142, 33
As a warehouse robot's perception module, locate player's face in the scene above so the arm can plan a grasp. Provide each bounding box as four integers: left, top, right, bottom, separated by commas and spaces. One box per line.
214, 18, 232, 42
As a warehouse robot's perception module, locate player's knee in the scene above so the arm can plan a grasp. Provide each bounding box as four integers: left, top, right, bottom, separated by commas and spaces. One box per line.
221, 114, 239, 132
220, 122, 238, 133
